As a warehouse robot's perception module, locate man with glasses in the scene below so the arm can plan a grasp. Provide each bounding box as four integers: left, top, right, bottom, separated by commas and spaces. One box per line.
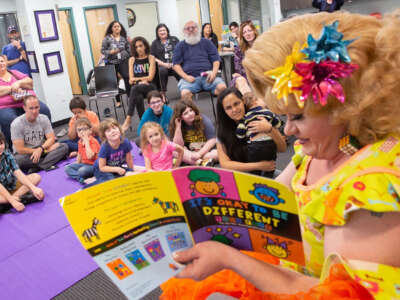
10, 95, 68, 173
135, 90, 173, 146
173, 21, 226, 100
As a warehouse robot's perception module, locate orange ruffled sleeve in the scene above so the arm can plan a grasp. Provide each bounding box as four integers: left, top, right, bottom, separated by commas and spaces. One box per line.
160, 252, 373, 300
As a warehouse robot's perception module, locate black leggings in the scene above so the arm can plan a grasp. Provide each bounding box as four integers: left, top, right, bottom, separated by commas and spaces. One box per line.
158, 66, 180, 92
127, 83, 157, 118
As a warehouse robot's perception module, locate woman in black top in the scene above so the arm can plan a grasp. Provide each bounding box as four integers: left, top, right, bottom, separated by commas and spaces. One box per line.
101, 21, 131, 106
150, 24, 180, 103
121, 37, 157, 132
201, 23, 219, 49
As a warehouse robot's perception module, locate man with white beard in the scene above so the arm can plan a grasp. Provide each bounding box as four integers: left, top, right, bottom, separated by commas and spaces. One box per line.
173, 21, 226, 100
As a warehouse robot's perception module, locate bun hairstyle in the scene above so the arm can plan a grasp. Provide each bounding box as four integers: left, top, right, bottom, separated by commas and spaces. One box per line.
244, 11, 400, 146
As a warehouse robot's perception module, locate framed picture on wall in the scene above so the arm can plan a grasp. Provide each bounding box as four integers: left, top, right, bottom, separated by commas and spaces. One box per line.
34, 9, 59, 42
26, 51, 39, 73
43, 51, 63, 75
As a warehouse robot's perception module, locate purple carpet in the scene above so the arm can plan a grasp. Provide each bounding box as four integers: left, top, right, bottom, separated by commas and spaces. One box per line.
0, 143, 144, 300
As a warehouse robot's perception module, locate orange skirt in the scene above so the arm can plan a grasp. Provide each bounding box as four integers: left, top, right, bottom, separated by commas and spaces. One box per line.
160, 252, 373, 300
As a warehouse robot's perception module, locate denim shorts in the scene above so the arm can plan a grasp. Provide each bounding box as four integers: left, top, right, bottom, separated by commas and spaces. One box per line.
178, 76, 225, 94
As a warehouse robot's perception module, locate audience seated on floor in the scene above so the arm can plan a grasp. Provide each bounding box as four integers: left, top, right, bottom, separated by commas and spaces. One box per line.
10, 95, 68, 173
64, 117, 100, 185
0, 131, 44, 214
0, 54, 51, 146
62, 96, 100, 156
169, 99, 218, 166
121, 36, 157, 133
140, 122, 183, 171
172, 20, 226, 100
150, 23, 180, 103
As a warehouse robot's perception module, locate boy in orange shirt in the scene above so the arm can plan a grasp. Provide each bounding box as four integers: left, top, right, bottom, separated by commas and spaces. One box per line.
64, 118, 100, 184
62, 96, 100, 156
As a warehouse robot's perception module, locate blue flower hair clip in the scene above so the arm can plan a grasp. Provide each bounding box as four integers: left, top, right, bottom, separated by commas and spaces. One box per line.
301, 20, 355, 63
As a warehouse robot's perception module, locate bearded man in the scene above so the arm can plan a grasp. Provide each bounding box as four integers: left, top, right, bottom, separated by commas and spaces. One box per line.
172, 21, 226, 100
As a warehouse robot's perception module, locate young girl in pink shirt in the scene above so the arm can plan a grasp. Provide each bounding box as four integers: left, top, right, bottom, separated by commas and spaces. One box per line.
140, 122, 183, 171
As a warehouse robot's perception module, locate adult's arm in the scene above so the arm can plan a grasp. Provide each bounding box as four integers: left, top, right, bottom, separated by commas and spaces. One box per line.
275, 161, 296, 189
140, 55, 156, 82
173, 64, 191, 82
217, 143, 275, 172
247, 117, 287, 152
13, 139, 36, 155
151, 40, 169, 69
174, 240, 318, 293
101, 36, 116, 58
325, 209, 400, 268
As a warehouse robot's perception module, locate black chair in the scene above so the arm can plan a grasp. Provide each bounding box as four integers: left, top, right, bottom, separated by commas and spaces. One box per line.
88, 65, 127, 121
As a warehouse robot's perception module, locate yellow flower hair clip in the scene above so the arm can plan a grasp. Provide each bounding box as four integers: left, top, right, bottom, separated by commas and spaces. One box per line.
264, 42, 306, 108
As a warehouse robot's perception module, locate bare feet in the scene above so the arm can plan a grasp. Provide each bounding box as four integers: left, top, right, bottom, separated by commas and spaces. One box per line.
83, 177, 96, 185
9, 198, 25, 212
121, 121, 130, 133
69, 151, 78, 158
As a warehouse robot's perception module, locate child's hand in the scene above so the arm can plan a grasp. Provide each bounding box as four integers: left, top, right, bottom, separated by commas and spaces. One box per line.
175, 118, 182, 128
116, 167, 126, 176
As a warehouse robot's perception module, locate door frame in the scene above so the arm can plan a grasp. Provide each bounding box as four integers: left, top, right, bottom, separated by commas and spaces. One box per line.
58, 7, 87, 94
83, 4, 118, 67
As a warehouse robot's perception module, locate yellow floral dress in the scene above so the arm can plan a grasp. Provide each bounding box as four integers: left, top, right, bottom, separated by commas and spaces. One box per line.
292, 135, 400, 299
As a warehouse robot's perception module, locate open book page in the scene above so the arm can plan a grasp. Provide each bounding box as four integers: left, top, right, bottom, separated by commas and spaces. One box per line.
60, 171, 193, 300
172, 167, 305, 266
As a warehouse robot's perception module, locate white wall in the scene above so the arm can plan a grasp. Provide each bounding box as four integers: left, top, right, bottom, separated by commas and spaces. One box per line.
176, 0, 198, 39
227, 0, 240, 25
16, 0, 72, 122
0, 0, 16, 13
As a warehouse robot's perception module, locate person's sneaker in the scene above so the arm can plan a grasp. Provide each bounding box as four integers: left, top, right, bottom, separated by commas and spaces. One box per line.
103, 108, 111, 118
201, 158, 215, 167
56, 128, 68, 137
44, 165, 58, 172
20, 192, 41, 205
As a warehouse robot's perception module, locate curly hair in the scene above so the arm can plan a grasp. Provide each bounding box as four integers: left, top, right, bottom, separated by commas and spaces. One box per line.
104, 21, 127, 39
131, 36, 150, 58
169, 99, 204, 140
239, 21, 259, 53
244, 11, 400, 146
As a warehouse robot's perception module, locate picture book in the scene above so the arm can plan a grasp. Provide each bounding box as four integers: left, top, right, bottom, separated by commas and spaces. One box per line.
60, 166, 304, 299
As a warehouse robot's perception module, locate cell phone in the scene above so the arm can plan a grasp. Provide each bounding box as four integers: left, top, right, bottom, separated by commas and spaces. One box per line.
200, 71, 209, 77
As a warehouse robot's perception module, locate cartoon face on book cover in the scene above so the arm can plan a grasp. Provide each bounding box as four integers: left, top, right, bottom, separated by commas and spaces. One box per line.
172, 167, 305, 266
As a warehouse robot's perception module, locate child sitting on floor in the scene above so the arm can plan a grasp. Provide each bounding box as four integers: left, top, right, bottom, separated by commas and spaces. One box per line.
0, 132, 44, 213
64, 117, 100, 185
62, 96, 100, 157
140, 122, 184, 171
88, 118, 143, 187
235, 92, 285, 178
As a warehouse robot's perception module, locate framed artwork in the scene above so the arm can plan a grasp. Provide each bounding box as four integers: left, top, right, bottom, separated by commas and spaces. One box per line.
43, 51, 63, 75
34, 9, 59, 42
26, 51, 39, 73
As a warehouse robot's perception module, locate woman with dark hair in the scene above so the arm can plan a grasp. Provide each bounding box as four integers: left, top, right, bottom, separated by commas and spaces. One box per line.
101, 21, 131, 106
169, 99, 218, 166
216, 87, 283, 175
201, 23, 219, 49
150, 23, 180, 103
121, 36, 156, 132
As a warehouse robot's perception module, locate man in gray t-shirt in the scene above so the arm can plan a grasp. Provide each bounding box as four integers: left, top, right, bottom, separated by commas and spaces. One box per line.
11, 95, 68, 172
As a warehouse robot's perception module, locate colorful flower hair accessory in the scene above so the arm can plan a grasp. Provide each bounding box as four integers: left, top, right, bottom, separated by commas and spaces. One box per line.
264, 42, 307, 107
265, 21, 358, 107
302, 21, 355, 64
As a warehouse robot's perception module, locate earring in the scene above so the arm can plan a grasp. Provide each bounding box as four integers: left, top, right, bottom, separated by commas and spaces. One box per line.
339, 135, 361, 155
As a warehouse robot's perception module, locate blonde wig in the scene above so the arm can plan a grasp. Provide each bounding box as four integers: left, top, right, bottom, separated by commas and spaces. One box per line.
244, 11, 400, 146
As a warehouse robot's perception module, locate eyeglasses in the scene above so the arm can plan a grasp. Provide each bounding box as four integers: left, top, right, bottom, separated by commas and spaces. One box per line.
77, 127, 90, 133
150, 100, 162, 106
184, 26, 197, 31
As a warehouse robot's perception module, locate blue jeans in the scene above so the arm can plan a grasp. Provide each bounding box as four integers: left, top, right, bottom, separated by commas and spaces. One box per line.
64, 163, 95, 183
84, 166, 133, 188
0, 101, 51, 146
178, 76, 225, 94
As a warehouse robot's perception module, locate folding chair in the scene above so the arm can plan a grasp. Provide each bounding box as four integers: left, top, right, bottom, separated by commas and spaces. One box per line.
88, 65, 127, 121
